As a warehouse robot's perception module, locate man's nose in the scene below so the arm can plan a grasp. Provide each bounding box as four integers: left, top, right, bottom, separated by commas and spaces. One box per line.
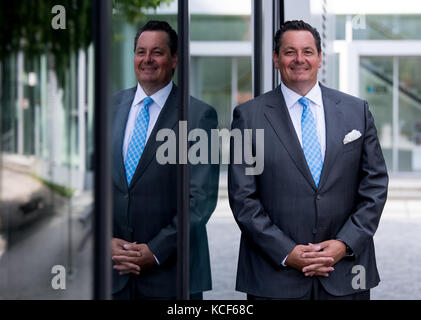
295, 52, 305, 63
145, 52, 153, 62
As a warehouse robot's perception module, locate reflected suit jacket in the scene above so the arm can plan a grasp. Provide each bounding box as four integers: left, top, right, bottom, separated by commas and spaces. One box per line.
112, 84, 219, 297
228, 83, 388, 298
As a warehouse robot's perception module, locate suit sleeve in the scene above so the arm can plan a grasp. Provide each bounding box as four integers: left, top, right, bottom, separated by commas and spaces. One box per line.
188, 107, 220, 244
228, 106, 297, 267
147, 106, 219, 265
335, 101, 389, 257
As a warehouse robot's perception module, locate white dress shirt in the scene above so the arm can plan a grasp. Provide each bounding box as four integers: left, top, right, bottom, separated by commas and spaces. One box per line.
280, 81, 326, 267
122, 81, 173, 161
280, 81, 326, 161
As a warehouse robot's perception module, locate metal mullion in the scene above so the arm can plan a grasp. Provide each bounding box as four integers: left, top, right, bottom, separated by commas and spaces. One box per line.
252, 0, 262, 97
272, 0, 284, 89
177, 0, 190, 300
93, 0, 112, 300
393, 56, 399, 172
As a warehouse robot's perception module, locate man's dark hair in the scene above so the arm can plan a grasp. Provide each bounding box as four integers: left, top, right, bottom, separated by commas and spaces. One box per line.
274, 20, 321, 55
134, 20, 178, 55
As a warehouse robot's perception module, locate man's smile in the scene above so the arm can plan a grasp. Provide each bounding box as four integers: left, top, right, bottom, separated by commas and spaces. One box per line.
140, 66, 158, 72
290, 65, 310, 72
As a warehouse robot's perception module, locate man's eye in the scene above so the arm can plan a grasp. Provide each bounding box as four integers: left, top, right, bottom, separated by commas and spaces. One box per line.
285, 51, 294, 55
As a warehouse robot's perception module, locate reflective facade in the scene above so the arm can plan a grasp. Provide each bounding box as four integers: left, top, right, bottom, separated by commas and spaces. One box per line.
360, 56, 421, 172
0, 1, 94, 299
109, 0, 251, 299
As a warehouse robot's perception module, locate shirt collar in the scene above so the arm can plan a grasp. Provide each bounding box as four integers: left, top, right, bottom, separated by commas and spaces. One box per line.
133, 81, 173, 109
281, 81, 323, 109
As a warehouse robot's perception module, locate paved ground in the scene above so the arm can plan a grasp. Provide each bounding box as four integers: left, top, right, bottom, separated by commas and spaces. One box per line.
0, 168, 93, 299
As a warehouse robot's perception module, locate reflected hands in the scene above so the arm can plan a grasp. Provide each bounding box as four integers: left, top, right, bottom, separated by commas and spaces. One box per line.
111, 238, 157, 276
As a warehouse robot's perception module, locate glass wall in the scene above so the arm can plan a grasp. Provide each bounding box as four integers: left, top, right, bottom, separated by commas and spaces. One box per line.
335, 15, 421, 40
110, 0, 251, 300
191, 57, 252, 127
0, 1, 94, 299
359, 55, 421, 173
111, 8, 252, 128
359, 56, 394, 170
398, 57, 421, 172
111, 0, 185, 300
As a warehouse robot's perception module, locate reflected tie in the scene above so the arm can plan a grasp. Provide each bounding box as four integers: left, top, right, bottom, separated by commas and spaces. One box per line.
298, 97, 323, 188
125, 97, 153, 185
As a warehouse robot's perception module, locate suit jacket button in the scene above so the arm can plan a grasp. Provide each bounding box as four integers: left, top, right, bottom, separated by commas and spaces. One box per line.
316, 195, 321, 200
312, 228, 317, 234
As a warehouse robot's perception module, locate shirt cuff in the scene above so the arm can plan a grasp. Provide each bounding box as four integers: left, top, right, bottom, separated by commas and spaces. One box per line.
281, 255, 288, 267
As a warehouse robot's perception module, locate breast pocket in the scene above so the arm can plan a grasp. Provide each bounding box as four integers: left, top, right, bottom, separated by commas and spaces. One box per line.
343, 137, 363, 153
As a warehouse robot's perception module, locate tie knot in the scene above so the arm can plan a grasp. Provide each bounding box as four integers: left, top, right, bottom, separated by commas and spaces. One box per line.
143, 97, 153, 110
298, 97, 310, 108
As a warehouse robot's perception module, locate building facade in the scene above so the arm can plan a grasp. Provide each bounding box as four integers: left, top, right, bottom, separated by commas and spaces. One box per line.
0, 0, 420, 299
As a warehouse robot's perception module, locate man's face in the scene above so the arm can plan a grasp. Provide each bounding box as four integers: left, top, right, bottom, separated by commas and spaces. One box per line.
134, 30, 178, 90
273, 30, 321, 90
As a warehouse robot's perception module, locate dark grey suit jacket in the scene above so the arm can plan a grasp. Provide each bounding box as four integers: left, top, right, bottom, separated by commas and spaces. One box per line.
228, 83, 388, 298
112, 84, 219, 297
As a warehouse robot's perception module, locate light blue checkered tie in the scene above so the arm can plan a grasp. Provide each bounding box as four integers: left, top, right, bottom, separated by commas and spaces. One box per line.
298, 97, 323, 188
125, 96, 153, 185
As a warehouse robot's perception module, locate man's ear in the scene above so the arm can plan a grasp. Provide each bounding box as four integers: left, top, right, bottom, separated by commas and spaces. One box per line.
318, 51, 322, 69
273, 51, 279, 69
172, 53, 178, 70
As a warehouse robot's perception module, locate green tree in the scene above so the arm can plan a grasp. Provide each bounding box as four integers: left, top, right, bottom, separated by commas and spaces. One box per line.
0, 0, 172, 85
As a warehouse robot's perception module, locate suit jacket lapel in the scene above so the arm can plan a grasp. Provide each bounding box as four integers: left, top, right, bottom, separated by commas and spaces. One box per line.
318, 84, 344, 190
113, 87, 136, 193
128, 85, 179, 188
263, 86, 317, 190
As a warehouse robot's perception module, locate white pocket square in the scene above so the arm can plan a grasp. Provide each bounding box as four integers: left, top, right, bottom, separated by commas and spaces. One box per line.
343, 130, 362, 144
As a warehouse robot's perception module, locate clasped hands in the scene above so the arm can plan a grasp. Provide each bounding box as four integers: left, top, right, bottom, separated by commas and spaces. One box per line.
111, 238, 157, 276
285, 240, 346, 277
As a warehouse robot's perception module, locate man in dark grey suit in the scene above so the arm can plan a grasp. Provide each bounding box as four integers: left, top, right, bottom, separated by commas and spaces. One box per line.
111, 20, 219, 299
228, 20, 388, 300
